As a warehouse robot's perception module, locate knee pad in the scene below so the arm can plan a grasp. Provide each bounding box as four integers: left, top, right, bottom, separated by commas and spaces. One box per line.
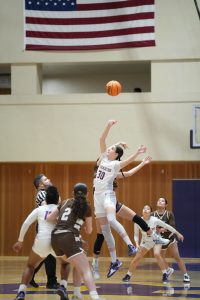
133, 214, 150, 232
107, 212, 126, 236
93, 233, 105, 255
101, 224, 115, 250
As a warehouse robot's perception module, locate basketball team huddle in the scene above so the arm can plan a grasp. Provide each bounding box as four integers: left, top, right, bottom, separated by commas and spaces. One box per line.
13, 120, 190, 300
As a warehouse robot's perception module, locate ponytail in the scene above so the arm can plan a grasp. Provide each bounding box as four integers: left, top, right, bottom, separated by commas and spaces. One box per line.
72, 191, 88, 219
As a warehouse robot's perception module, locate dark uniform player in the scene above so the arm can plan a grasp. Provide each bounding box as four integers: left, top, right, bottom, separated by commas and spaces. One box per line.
152, 197, 190, 283
48, 183, 104, 300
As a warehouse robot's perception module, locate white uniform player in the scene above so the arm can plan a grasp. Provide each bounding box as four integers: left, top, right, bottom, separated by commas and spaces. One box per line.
18, 204, 57, 257
122, 204, 184, 283
94, 153, 121, 216
134, 216, 177, 250
13, 186, 60, 300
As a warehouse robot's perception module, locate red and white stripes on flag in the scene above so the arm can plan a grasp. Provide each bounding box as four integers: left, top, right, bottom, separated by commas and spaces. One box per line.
24, 0, 155, 51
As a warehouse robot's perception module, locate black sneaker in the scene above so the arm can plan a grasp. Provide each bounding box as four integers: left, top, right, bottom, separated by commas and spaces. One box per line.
15, 291, 25, 300
107, 259, 122, 278
29, 279, 39, 288
56, 285, 69, 300
162, 273, 169, 284
46, 282, 60, 289
122, 274, 131, 282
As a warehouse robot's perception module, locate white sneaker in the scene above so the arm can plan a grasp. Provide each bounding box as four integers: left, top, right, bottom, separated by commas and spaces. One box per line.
166, 267, 174, 278
184, 283, 190, 290
92, 264, 100, 280
183, 274, 190, 283
152, 232, 170, 245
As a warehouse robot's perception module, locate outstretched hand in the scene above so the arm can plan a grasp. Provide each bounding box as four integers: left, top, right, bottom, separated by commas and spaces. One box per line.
13, 241, 23, 253
137, 145, 147, 154
176, 232, 184, 242
143, 156, 152, 164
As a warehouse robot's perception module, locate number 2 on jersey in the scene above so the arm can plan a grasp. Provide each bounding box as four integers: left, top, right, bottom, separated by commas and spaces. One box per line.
61, 207, 72, 221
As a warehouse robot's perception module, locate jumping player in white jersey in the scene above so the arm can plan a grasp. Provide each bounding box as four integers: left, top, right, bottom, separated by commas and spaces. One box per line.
92, 154, 169, 280
122, 205, 184, 283
13, 186, 69, 300
94, 119, 159, 278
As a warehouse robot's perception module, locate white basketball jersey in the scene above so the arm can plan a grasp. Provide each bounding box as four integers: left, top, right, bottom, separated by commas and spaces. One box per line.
94, 153, 121, 193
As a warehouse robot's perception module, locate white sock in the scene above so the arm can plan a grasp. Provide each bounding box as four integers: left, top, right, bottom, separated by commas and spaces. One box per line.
74, 286, 82, 297
162, 269, 167, 274
18, 284, 27, 293
110, 250, 117, 262
92, 257, 99, 266
123, 235, 132, 245
127, 271, 133, 276
89, 290, 99, 299
60, 280, 67, 288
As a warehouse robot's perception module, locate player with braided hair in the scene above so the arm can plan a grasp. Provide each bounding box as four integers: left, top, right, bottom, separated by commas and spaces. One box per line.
47, 183, 104, 300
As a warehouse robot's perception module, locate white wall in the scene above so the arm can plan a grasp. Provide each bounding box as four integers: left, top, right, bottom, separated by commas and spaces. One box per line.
0, 93, 199, 161
0, 0, 200, 161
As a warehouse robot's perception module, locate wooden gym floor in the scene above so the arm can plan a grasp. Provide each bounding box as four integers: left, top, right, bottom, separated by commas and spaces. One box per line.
0, 257, 200, 300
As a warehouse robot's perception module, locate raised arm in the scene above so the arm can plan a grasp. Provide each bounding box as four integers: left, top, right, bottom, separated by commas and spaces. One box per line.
99, 120, 117, 153
119, 144, 147, 169
117, 156, 152, 178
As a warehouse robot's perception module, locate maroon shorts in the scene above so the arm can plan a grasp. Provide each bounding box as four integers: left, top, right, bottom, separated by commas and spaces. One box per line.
51, 232, 83, 259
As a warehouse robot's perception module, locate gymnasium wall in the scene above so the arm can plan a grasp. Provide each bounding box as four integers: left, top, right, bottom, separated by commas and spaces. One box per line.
0, 161, 199, 257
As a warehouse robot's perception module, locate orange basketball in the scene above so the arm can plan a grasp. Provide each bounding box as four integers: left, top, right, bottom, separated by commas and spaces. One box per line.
106, 80, 122, 96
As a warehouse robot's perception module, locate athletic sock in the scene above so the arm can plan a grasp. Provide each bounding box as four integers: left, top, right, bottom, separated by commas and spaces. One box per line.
74, 286, 82, 298
90, 290, 99, 299
92, 257, 99, 267
18, 284, 27, 293
60, 280, 67, 288
127, 271, 133, 276
110, 250, 117, 263
123, 235, 132, 245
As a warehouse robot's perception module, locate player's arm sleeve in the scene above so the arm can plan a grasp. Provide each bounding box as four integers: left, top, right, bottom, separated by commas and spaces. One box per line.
156, 219, 176, 234
18, 209, 38, 242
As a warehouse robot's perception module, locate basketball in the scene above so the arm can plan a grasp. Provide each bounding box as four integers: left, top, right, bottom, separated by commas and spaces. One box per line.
106, 80, 122, 96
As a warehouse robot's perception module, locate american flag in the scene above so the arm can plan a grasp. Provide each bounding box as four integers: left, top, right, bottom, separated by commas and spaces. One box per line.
24, 0, 155, 51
